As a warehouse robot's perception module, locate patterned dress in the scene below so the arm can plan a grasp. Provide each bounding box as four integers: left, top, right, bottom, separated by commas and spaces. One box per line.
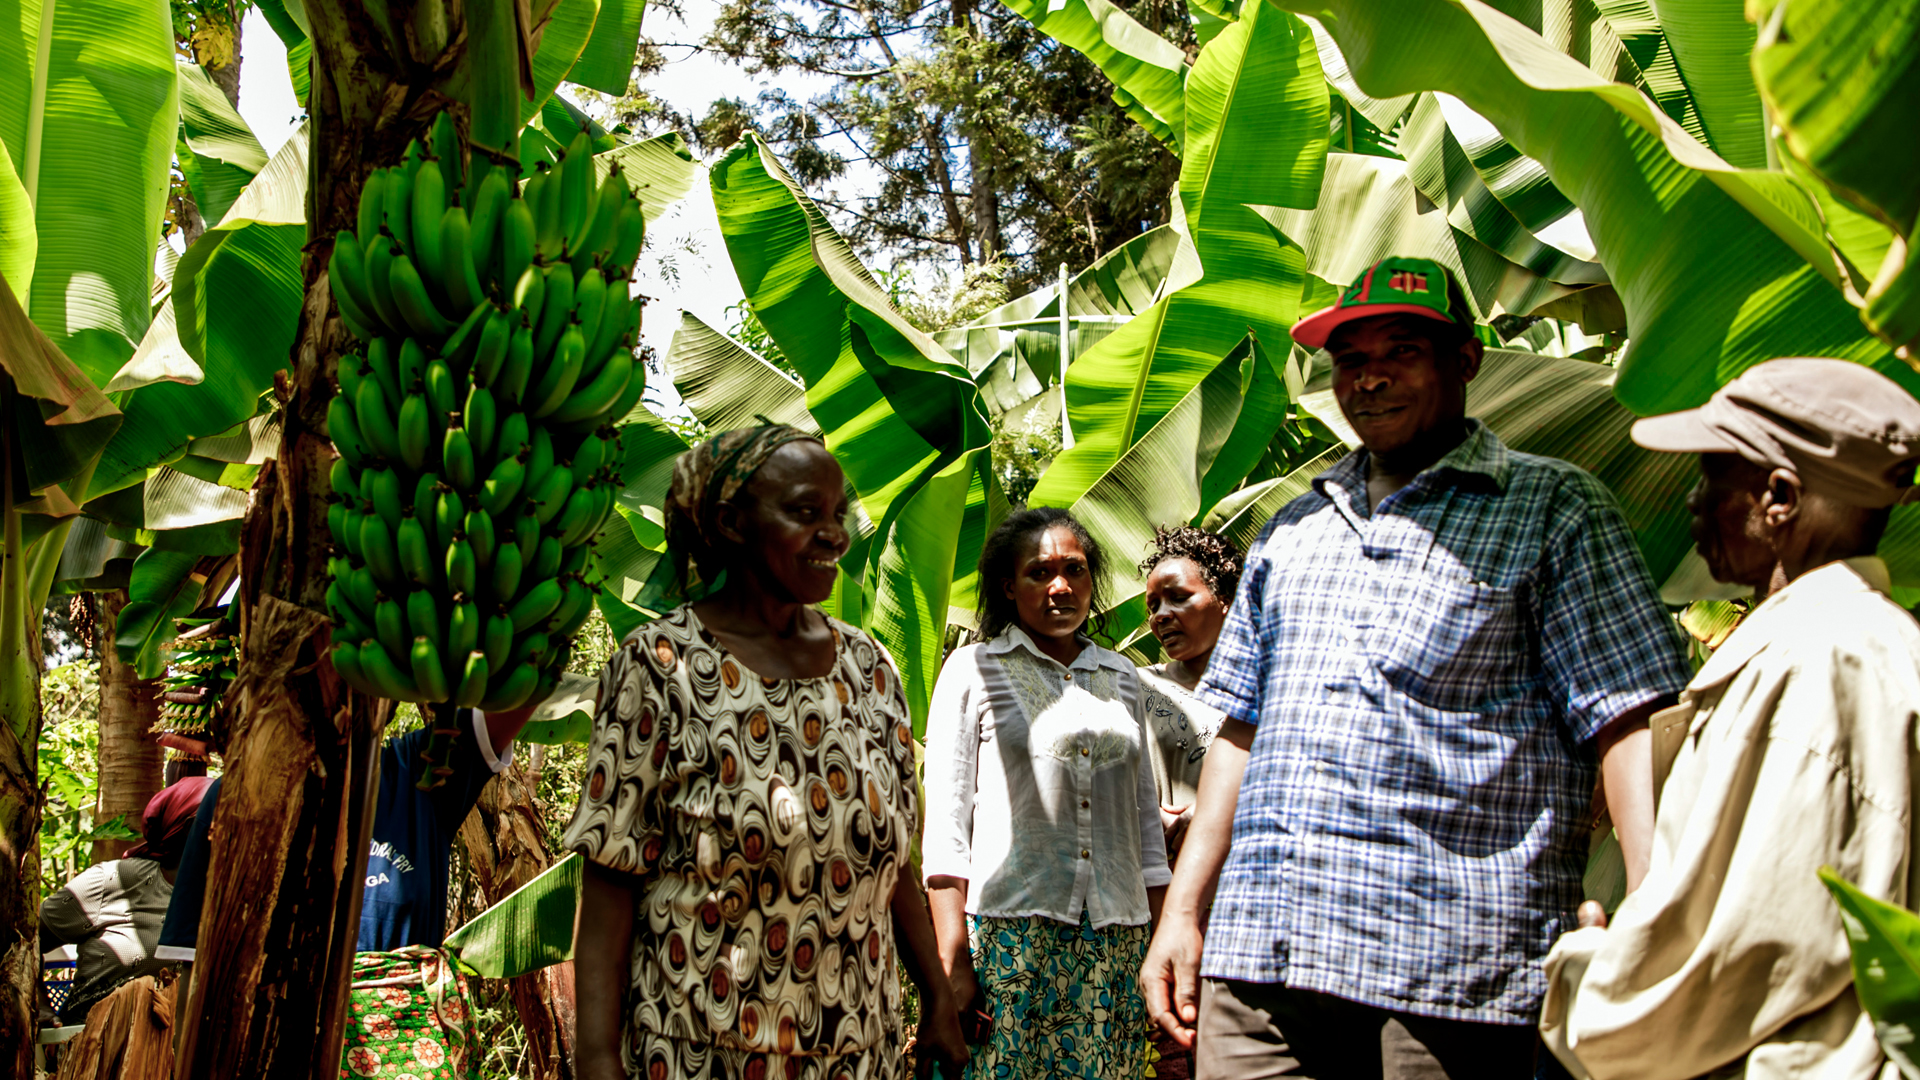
562, 607, 919, 1080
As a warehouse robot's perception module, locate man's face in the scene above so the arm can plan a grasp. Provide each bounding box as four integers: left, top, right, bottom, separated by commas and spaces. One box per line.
1687, 453, 1775, 587
1328, 315, 1480, 457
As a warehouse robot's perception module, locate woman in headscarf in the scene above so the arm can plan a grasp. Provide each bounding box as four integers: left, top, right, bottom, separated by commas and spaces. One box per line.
566, 424, 968, 1080
40, 776, 213, 1023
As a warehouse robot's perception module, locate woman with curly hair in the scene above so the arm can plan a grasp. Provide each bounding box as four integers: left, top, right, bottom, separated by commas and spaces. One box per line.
1135, 526, 1243, 1077
921, 506, 1170, 1079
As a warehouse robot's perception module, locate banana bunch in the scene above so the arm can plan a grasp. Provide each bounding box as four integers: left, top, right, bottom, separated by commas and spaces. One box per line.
324, 112, 642, 783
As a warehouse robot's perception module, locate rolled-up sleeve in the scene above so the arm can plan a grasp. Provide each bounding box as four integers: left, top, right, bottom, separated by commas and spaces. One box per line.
1539, 475, 1692, 743
920, 647, 982, 882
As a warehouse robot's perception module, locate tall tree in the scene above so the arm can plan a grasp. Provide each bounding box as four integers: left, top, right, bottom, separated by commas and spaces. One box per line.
90, 590, 165, 863
702, 0, 1190, 290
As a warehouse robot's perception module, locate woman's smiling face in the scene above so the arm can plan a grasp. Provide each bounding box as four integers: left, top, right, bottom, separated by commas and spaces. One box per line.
1006, 526, 1094, 645
725, 440, 851, 605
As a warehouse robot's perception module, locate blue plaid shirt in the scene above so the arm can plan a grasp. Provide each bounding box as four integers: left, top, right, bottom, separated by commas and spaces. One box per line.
1197, 421, 1691, 1023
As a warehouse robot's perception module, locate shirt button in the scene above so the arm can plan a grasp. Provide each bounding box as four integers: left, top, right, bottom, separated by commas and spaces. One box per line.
1080, 799, 1090, 809
1080, 849, 1090, 859
1080, 747, 1089, 757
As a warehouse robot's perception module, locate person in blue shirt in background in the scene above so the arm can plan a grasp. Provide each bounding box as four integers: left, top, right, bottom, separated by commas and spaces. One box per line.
157, 704, 537, 961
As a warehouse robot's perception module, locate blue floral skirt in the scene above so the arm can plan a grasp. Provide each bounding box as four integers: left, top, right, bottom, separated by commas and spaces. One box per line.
964, 911, 1150, 1080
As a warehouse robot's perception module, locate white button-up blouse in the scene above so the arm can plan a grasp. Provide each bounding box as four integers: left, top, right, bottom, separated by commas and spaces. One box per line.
920, 627, 1171, 928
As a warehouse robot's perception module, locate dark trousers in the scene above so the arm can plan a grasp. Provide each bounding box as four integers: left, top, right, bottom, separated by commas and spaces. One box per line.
1194, 979, 1539, 1080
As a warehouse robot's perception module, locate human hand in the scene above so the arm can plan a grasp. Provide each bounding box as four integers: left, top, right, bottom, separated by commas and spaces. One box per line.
1139, 913, 1204, 1048
1577, 900, 1609, 929
1160, 803, 1193, 858
913, 987, 973, 1079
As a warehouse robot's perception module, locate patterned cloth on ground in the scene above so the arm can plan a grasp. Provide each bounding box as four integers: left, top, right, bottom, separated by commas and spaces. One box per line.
964, 911, 1150, 1080
339, 948, 481, 1080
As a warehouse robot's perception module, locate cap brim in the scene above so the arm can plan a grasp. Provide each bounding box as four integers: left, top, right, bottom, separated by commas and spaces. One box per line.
1291, 303, 1458, 350
1630, 409, 1737, 454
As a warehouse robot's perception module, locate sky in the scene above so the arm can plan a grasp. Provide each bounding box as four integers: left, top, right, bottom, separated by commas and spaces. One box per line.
231, 0, 863, 405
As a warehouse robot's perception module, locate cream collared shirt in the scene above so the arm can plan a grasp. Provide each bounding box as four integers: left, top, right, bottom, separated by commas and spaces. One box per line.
1542, 557, 1920, 1080
921, 627, 1171, 928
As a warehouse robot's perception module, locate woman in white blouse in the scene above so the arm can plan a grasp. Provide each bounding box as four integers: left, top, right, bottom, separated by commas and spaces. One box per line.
922, 507, 1170, 1079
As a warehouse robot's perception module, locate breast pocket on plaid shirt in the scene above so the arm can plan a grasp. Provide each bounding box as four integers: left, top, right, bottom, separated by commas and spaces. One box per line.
1372, 575, 1531, 714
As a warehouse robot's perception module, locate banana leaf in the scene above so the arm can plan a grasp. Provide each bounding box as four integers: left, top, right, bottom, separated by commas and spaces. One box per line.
665, 311, 816, 435
0, 0, 177, 382
594, 132, 702, 224
52, 516, 141, 591
176, 59, 266, 226
0, 136, 31, 298
568, 0, 646, 94
872, 449, 978, 734
1266, 0, 1905, 416
1202, 445, 1347, 555
1651, 0, 1764, 171
114, 548, 207, 678
0, 270, 120, 516
525, 0, 601, 125
1819, 867, 1920, 1079
445, 853, 581, 979
995, 0, 1190, 152
90, 130, 310, 501
1030, 2, 1323, 511
515, 672, 598, 743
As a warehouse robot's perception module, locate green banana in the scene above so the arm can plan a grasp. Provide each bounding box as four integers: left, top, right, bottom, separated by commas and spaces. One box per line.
398, 512, 436, 588
574, 161, 625, 259
608, 201, 645, 274
435, 487, 464, 553
412, 636, 452, 701
329, 456, 356, 497
512, 265, 545, 320
398, 337, 430, 390
430, 113, 461, 184
529, 535, 563, 583
528, 162, 560, 254
353, 378, 400, 463
454, 650, 491, 708
496, 317, 534, 405
465, 383, 497, 461
491, 540, 524, 603
560, 129, 594, 247
336, 352, 367, 402
375, 596, 409, 660
361, 514, 403, 590
558, 541, 590, 577
569, 431, 609, 485
513, 502, 541, 561
473, 305, 512, 387
529, 325, 586, 419
479, 662, 537, 711
398, 392, 432, 471
361, 636, 425, 702
469, 169, 509, 287
550, 343, 632, 425
508, 578, 564, 631
507, 630, 551, 669
344, 565, 379, 620
408, 586, 443, 652
444, 424, 476, 491
524, 426, 555, 490
560, 362, 644, 437
465, 507, 496, 568
532, 264, 575, 360
412, 471, 440, 521
551, 486, 599, 547
483, 612, 514, 670
331, 641, 372, 695
426, 359, 457, 419
440, 204, 484, 315
363, 234, 408, 331
411, 156, 448, 292
357, 169, 387, 243
571, 266, 608, 364
447, 599, 480, 661
496, 411, 530, 466
366, 337, 403, 404
548, 577, 595, 636
500, 192, 536, 291
586, 285, 636, 372
439, 302, 489, 382
383, 160, 415, 258
447, 538, 477, 595
341, 507, 368, 562
479, 450, 527, 517
388, 249, 456, 343
367, 467, 404, 531
329, 231, 386, 333
327, 502, 352, 554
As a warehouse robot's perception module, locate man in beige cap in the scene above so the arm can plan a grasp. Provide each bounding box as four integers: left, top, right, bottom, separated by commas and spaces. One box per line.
1541, 357, 1920, 1080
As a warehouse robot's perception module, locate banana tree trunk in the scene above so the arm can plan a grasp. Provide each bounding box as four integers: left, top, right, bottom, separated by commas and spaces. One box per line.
457, 759, 576, 1080
92, 590, 165, 863
172, 2, 413, 1073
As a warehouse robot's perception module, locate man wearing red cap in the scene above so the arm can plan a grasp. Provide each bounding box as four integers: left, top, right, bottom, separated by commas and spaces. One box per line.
1139, 256, 1693, 1078
1541, 358, 1920, 1080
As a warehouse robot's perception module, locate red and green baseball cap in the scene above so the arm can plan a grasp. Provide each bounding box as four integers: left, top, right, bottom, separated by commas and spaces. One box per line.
1291, 256, 1461, 349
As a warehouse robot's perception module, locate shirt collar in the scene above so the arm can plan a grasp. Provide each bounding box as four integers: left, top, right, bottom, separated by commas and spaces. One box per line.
1312, 418, 1511, 501
1689, 556, 1893, 691
984, 625, 1132, 673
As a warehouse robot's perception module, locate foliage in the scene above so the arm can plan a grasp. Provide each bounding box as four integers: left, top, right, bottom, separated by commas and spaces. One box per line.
36, 661, 140, 897
1820, 868, 1920, 1079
